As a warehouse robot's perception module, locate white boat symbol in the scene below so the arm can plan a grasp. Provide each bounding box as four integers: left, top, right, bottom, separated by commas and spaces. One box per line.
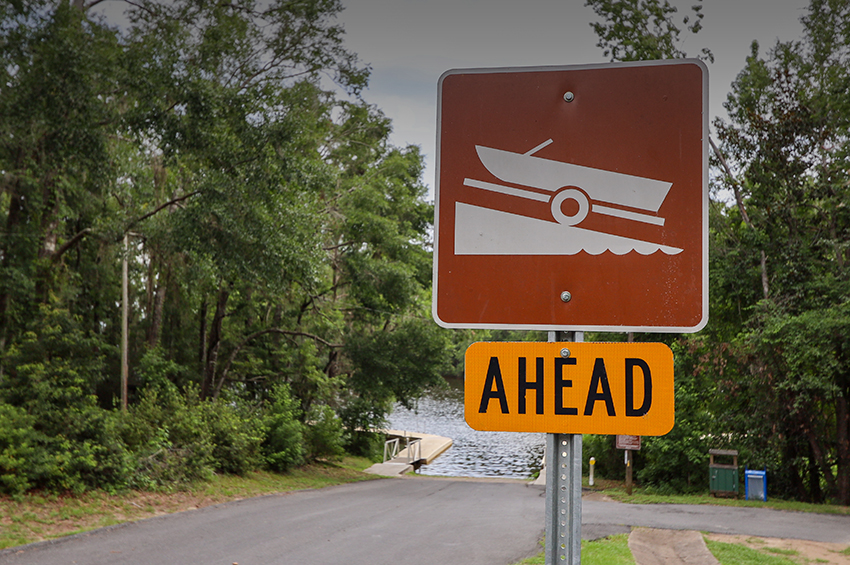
464, 139, 672, 227
456, 139, 683, 256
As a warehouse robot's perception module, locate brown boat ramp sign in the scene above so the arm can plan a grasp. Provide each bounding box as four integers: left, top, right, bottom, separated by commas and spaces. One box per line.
433, 60, 708, 332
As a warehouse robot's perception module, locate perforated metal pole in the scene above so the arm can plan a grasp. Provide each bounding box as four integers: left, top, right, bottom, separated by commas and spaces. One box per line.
545, 331, 583, 564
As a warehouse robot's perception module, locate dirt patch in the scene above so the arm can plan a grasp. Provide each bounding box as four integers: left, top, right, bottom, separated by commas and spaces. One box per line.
631, 528, 719, 565
706, 533, 850, 565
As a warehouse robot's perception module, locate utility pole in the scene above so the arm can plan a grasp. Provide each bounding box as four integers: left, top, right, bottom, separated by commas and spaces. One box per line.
121, 234, 129, 411
121, 232, 142, 411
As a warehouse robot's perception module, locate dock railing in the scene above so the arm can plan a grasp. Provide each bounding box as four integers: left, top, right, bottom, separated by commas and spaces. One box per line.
405, 438, 421, 464
383, 437, 400, 463
382, 434, 422, 464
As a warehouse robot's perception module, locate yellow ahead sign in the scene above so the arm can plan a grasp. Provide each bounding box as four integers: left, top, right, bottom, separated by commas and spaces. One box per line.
465, 342, 674, 435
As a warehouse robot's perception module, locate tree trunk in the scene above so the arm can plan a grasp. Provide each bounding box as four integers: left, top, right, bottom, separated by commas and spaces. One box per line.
146, 261, 168, 348
201, 284, 229, 400
198, 298, 208, 367
803, 424, 837, 498
0, 191, 24, 378
808, 441, 824, 503
784, 439, 808, 502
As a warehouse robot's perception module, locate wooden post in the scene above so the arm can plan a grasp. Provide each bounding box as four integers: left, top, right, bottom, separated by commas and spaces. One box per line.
626, 449, 634, 495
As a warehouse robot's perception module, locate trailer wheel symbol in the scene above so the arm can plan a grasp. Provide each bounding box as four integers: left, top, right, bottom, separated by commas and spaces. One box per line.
551, 187, 589, 226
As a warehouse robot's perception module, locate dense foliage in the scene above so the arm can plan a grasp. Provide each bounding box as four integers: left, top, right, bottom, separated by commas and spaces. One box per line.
584, 0, 850, 505
1, 0, 847, 505
0, 0, 449, 494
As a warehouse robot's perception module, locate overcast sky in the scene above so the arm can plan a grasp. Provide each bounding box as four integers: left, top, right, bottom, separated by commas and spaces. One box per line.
338, 0, 810, 198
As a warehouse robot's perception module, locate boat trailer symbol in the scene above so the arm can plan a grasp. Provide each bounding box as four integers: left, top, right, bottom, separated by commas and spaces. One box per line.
456, 139, 683, 256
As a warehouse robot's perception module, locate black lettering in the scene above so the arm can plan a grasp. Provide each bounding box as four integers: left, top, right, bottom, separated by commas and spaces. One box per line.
584, 358, 616, 416
626, 358, 652, 417
518, 357, 544, 415
479, 357, 509, 414
554, 357, 578, 415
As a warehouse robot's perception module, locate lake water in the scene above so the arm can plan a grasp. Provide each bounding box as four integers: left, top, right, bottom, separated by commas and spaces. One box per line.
387, 377, 546, 479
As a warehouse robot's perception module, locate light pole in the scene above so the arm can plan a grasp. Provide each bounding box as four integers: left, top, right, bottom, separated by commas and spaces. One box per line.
121, 232, 142, 411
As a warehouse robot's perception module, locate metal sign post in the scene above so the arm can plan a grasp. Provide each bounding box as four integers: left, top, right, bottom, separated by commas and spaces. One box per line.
545, 432, 582, 563
545, 331, 582, 565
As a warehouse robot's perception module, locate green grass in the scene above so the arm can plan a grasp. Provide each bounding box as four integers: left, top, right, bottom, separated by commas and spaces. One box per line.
585, 479, 850, 515
706, 540, 799, 565
186, 456, 375, 498
515, 534, 837, 565
513, 534, 634, 565
0, 457, 376, 550
581, 534, 635, 564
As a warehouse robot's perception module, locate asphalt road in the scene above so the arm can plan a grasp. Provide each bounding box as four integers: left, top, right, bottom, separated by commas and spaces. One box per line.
0, 479, 545, 565
1, 478, 848, 565
583, 498, 850, 544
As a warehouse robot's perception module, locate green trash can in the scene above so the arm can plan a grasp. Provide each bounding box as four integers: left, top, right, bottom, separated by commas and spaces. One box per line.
709, 449, 738, 498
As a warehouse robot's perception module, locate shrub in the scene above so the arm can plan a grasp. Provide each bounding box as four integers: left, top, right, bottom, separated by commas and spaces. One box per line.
120, 386, 214, 489
262, 384, 305, 472
0, 304, 134, 494
136, 347, 183, 395
52, 405, 132, 493
0, 403, 40, 495
200, 396, 263, 475
339, 395, 389, 461
304, 405, 345, 462
0, 401, 132, 495
583, 434, 623, 480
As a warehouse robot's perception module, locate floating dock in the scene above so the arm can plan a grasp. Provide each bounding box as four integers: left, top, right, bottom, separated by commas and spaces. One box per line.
364, 430, 453, 476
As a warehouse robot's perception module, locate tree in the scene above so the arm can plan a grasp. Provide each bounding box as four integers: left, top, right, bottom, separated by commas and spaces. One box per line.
589, 0, 850, 504
1, 0, 448, 491
586, 0, 713, 62
0, 2, 125, 371
583, 0, 721, 491
712, 0, 850, 503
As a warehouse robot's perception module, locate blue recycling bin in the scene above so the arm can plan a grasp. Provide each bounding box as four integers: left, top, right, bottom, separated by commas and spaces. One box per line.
745, 468, 767, 501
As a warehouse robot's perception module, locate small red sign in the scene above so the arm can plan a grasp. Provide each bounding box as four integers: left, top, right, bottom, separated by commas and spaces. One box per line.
433, 60, 708, 332
616, 435, 642, 451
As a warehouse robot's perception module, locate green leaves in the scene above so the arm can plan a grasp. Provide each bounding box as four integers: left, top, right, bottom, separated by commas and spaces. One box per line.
345, 319, 451, 410
585, 0, 713, 62
0, 0, 445, 495
585, 0, 850, 502
708, 0, 850, 504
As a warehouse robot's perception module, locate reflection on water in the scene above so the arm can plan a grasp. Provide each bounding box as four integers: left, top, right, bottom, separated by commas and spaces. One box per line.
388, 377, 545, 479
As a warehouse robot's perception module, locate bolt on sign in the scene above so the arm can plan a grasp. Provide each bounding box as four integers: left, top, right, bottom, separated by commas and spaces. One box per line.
433, 60, 708, 332
465, 342, 674, 435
